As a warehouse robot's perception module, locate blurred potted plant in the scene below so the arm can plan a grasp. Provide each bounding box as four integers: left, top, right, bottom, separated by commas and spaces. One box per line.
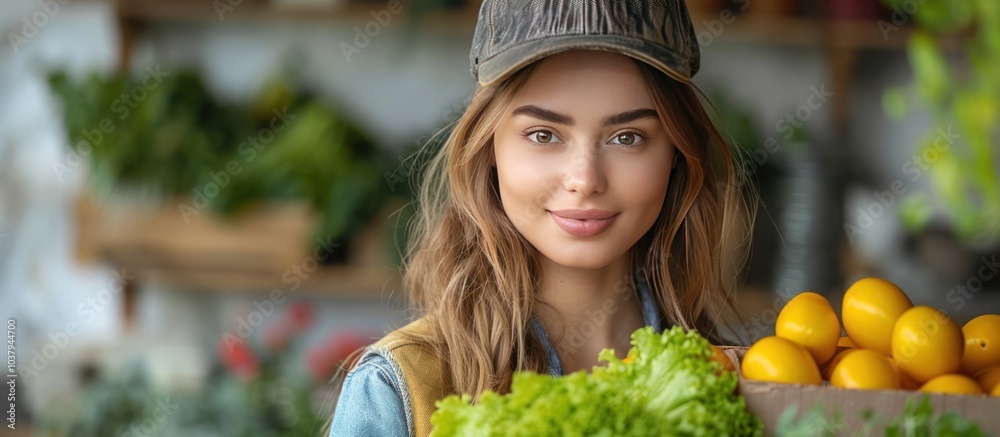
47, 70, 248, 197
706, 88, 783, 290
880, 0, 1000, 247
41, 302, 377, 436
37, 360, 175, 437
48, 69, 395, 260
214, 88, 392, 262
708, 87, 843, 297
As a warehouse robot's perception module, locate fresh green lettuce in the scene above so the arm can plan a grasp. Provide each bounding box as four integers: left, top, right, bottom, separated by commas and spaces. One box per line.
430, 326, 762, 436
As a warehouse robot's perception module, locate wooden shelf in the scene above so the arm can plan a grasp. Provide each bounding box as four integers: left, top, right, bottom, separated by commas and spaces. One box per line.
114, 1, 936, 51
119, 0, 479, 26
685, 10, 926, 50
84, 194, 403, 299
121, 1, 374, 23
688, 10, 824, 48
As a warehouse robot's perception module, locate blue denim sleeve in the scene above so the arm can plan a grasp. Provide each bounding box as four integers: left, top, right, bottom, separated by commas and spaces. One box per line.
329, 353, 409, 437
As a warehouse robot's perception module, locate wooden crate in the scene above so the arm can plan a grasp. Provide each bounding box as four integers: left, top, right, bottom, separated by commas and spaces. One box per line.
76, 193, 404, 305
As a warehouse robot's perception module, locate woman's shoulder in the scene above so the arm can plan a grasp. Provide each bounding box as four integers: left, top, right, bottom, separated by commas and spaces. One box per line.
370, 317, 438, 353
364, 316, 451, 396
361, 316, 454, 436
331, 352, 411, 437
329, 317, 441, 437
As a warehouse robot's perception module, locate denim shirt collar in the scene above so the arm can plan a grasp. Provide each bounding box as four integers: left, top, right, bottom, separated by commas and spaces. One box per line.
530, 269, 663, 377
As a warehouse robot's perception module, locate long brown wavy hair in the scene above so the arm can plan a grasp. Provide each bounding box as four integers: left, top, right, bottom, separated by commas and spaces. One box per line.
385, 56, 757, 401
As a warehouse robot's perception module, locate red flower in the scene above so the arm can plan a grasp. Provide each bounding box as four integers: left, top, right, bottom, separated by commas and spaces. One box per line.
287, 302, 314, 332
262, 321, 292, 353
306, 331, 371, 381
218, 337, 260, 381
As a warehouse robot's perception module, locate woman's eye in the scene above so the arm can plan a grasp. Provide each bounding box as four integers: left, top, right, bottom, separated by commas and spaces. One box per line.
610, 132, 644, 147
527, 130, 561, 144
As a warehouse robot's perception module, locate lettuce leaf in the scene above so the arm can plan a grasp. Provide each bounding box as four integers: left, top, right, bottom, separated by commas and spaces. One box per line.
430, 326, 762, 436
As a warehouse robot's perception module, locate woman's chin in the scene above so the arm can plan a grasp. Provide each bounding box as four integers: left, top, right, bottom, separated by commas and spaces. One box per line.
537, 249, 621, 271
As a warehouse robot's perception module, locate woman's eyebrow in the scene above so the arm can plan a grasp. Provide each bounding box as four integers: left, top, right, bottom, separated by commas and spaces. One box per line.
603, 108, 658, 126
511, 105, 658, 127
511, 105, 573, 125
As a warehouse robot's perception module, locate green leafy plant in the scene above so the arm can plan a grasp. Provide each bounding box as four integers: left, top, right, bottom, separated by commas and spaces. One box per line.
48, 70, 249, 196
707, 87, 761, 153
39, 303, 358, 437
881, 0, 1000, 243
773, 404, 843, 437
48, 69, 393, 254
774, 395, 987, 437
430, 326, 762, 436
36, 360, 165, 436
884, 396, 987, 437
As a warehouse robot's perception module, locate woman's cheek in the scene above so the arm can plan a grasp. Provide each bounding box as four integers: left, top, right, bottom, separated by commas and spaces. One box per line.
614, 149, 671, 216
499, 164, 553, 230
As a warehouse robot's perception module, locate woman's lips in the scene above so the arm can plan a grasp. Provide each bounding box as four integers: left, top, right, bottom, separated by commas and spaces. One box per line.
548, 211, 619, 237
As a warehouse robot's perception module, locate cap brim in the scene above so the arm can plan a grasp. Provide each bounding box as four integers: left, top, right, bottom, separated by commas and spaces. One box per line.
476, 34, 696, 87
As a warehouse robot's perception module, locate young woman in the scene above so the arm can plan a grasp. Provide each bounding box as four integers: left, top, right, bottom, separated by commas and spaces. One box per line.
328, 1, 755, 435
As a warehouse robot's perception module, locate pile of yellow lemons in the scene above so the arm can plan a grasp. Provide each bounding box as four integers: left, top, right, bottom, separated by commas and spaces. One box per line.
741, 277, 1000, 396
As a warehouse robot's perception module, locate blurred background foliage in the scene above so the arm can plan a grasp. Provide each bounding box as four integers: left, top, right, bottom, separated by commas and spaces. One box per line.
882, 0, 1000, 244
38, 303, 365, 437
48, 69, 397, 254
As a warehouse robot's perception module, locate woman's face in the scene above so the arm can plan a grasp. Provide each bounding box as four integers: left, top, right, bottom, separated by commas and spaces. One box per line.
493, 50, 675, 270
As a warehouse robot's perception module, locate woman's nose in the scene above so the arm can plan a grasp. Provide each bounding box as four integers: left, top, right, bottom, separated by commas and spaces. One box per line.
562, 145, 607, 196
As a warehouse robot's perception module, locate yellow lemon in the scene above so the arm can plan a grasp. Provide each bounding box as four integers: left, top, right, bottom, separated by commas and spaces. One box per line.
891, 306, 963, 383
919, 374, 984, 395
821, 347, 855, 381
974, 366, 1000, 393
776, 292, 841, 364
962, 314, 1000, 376
741, 336, 822, 386
829, 349, 901, 390
842, 277, 913, 354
